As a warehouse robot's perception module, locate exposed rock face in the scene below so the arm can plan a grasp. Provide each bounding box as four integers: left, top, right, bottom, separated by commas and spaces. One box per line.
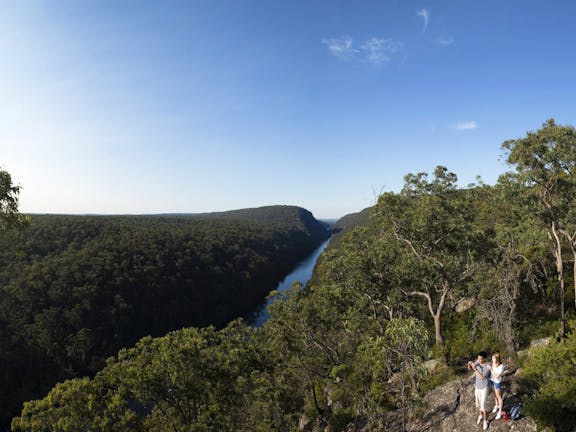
406, 376, 538, 432
423, 359, 440, 372
454, 297, 476, 313
529, 337, 551, 348
299, 413, 311, 430
350, 373, 539, 432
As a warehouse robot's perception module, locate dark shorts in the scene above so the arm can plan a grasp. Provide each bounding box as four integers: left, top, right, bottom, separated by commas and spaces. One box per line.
492, 381, 502, 390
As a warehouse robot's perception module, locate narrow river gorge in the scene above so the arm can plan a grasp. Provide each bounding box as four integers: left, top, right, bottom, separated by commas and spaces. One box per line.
250, 237, 332, 327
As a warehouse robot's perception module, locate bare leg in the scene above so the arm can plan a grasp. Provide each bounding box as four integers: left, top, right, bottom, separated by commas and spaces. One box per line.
495, 389, 503, 416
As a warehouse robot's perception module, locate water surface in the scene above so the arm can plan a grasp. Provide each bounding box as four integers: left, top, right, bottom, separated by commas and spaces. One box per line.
251, 237, 331, 327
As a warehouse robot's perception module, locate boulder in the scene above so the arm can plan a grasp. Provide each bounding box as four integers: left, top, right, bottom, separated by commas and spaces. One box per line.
529, 337, 550, 348
454, 297, 476, 313
350, 375, 539, 431
299, 413, 311, 431
423, 359, 440, 372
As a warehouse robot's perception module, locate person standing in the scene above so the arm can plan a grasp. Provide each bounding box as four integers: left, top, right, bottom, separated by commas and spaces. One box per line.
467, 351, 491, 430
488, 352, 504, 419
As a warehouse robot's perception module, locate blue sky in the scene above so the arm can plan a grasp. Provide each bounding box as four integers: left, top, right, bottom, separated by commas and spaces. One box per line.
2, 0, 576, 218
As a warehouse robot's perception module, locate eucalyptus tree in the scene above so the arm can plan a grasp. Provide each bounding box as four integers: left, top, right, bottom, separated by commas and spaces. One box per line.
12, 321, 266, 432
0, 168, 28, 233
374, 166, 481, 350
502, 119, 576, 337
470, 178, 548, 354
0, 167, 30, 428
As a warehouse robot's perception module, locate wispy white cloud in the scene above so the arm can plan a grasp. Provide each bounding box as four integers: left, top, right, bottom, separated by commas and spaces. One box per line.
322, 36, 403, 65
433, 36, 455, 46
321, 36, 357, 61
417, 9, 429, 32
453, 121, 478, 130
361, 38, 403, 64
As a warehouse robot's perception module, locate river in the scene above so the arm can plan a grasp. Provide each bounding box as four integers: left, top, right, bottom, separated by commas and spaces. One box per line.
250, 237, 331, 327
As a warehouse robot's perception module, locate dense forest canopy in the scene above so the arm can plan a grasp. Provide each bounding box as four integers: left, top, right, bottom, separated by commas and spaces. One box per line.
0, 206, 330, 428
4, 120, 576, 432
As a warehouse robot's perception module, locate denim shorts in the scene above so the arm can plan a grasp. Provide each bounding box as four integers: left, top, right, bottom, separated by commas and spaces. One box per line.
492, 381, 502, 390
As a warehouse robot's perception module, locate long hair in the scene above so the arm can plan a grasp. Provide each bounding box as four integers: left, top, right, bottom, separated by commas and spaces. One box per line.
492, 352, 501, 365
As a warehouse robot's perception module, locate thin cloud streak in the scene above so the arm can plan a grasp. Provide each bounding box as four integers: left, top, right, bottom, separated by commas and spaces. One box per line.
453, 121, 478, 130
433, 36, 455, 46
322, 36, 403, 65
321, 36, 357, 61
417, 9, 429, 32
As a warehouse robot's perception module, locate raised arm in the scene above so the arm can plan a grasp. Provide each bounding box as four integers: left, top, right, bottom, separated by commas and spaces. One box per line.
467, 360, 486, 379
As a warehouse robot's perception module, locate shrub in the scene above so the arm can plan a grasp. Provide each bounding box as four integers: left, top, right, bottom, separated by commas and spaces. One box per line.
521, 332, 576, 431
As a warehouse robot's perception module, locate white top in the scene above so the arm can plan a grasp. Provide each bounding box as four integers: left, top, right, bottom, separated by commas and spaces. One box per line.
491, 363, 504, 384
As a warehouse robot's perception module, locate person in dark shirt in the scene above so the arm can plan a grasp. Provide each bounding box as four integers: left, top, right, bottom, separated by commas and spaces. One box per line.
467, 351, 491, 430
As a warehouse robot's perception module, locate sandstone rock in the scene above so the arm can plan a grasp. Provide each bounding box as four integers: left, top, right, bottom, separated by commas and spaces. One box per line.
454, 297, 476, 313
424, 359, 439, 372
299, 413, 311, 430
349, 375, 539, 432
529, 337, 550, 348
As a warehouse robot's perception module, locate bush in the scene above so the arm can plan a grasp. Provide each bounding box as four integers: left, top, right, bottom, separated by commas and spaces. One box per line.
419, 365, 458, 394
521, 332, 576, 432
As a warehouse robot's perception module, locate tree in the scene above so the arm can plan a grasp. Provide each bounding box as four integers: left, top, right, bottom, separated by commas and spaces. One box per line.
374, 166, 479, 350
11, 321, 267, 432
0, 168, 28, 233
502, 119, 576, 337
12, 378, 99, 432
472, 179, 547, 355
383, 318, 429, 432
474, 245, 542, 355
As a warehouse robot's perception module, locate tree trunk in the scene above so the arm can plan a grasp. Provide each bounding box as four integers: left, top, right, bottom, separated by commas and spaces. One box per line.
550, 223, 566, 338
433, 313, 444, 348
311, 384, 323, 418
505, 301, 517, 355
573, 247, 576, 313
558, 228, 576, 316
400, 368, 407, 432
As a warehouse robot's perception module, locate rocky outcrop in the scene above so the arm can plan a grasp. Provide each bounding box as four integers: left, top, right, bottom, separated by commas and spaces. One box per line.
405, 376, 538, 432
348, 367, 541, 432
454, 297, 476, 313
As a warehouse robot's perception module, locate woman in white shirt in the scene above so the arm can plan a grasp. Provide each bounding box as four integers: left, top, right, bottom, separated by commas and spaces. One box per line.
488, 352, 504, 419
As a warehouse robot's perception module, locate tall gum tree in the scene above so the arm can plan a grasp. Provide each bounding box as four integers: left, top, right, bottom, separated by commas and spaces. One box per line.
0, 168, 28, 233
374, 166, 479, 350
0, 167, 29, 427
502, 119, 576, 337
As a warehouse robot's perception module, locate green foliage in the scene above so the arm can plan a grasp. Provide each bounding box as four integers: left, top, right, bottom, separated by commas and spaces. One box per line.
12, 378, 99, 432
8, 122, 576, 431
192, 205, 331, 238
521, 332, 576, 431
12, 376, 141, 432
443, 313, 475, 360
0, 168, 29, 233
12, 321, 284, 432
374, 166, 483, 349
419, 366, 458, 394
0, 210, 329, 427
331, 207, 372, 232
503, 119, 576, 337
517, 318, 559, 347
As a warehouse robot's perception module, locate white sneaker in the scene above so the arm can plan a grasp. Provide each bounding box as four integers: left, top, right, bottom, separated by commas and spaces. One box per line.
483, 420, 489, 430
491, 405, 499, 413
495, 412, 502, 420
477, 415, 483, 425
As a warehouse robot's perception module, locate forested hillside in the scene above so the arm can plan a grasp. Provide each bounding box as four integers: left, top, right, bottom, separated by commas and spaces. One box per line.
331, 207, 371, 232
190, 205, 331, 237
0, 207, 330, 428
6, 120, 576, 432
